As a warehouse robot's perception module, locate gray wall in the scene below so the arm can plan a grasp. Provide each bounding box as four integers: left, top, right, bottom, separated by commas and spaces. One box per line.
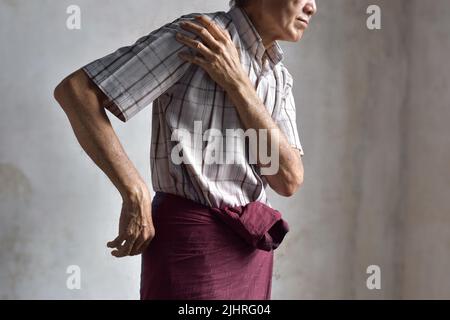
400, 0, 450, 299
0, 0, 449, 299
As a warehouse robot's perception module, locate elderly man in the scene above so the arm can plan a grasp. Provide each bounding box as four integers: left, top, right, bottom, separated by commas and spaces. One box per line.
54, 0, 316, 299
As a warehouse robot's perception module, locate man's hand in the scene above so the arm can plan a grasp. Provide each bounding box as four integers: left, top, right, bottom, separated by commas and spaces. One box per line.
176, 15, 246, 92
107, 186, 155, 257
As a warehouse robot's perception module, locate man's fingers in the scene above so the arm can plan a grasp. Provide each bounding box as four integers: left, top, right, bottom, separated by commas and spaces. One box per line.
111, 231, 138, 257
140, 237, 153, 252
176, 32, 215, 61
130, 227, 155, 256
129, 234, 147, 256
107, 234, 125, 248
195, 15, 227, 42
111, 236, 137, 257
180, 21, 220, 52
178, 51, 208, 67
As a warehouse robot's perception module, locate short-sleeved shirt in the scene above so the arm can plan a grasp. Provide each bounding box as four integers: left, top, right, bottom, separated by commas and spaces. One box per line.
82, 5, 305, 209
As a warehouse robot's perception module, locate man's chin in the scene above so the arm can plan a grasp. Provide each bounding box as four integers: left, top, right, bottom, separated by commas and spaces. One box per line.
285, 30, 304, 43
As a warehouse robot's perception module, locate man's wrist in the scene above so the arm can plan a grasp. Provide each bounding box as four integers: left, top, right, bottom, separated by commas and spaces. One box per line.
120, 181, 150, 204
225, 71, 251, 93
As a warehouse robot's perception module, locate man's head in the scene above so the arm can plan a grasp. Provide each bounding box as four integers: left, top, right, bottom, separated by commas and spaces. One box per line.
230, 0, 317, 46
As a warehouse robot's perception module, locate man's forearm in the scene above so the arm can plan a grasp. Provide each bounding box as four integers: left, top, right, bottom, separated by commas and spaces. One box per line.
225, 75, 304, 196
54, 70, 149, 202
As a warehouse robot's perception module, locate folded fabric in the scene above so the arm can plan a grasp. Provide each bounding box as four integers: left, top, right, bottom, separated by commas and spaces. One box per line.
210, 201, 290, 251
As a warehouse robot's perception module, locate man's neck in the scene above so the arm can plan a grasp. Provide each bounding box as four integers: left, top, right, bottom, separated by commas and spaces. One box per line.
241, 6, 275, 49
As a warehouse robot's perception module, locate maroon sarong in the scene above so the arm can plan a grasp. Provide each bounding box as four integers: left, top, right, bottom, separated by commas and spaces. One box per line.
140, 192, 290, 300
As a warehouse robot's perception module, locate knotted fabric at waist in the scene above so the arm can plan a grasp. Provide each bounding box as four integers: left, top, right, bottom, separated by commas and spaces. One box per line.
152, 192, 290, 251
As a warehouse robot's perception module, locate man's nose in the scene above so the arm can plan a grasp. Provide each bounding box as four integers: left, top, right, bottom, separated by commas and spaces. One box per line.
304, 1, 317, 17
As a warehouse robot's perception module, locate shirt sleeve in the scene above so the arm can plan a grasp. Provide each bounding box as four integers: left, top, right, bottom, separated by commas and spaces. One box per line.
82, 16, 196, 122
274, 77, 305, 157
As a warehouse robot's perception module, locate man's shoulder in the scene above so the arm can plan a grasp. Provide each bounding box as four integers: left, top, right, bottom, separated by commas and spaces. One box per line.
171, 9, 237, 37
177, 9, 233, 27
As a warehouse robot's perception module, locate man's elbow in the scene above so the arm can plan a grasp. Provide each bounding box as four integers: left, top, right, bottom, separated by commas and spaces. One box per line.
278, 180, 303, 197
54, 74, 75, 111
274, 174, 304, 197
54, 69, 90, 112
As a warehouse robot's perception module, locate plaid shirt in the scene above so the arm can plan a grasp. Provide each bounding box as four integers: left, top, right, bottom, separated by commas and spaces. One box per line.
82, 5, 304, 209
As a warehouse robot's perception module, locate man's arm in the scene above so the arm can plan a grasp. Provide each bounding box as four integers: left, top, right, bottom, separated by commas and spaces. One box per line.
226, 79, 304, 197
54, 69, 155, 257
175, 16, 304, 197
55, 14, 199, 257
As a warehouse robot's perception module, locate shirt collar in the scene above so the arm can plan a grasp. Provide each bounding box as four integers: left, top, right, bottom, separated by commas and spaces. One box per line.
228, 5, 284, 69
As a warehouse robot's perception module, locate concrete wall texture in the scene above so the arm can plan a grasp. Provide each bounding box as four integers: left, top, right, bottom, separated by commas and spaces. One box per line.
0, 0, 449, 299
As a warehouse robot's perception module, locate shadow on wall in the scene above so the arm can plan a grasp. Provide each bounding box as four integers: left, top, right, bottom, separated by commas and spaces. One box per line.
0, 163, 33, 299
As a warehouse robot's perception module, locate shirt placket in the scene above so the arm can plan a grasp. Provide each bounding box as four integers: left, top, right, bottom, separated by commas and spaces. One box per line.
254, 54, 270, 101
